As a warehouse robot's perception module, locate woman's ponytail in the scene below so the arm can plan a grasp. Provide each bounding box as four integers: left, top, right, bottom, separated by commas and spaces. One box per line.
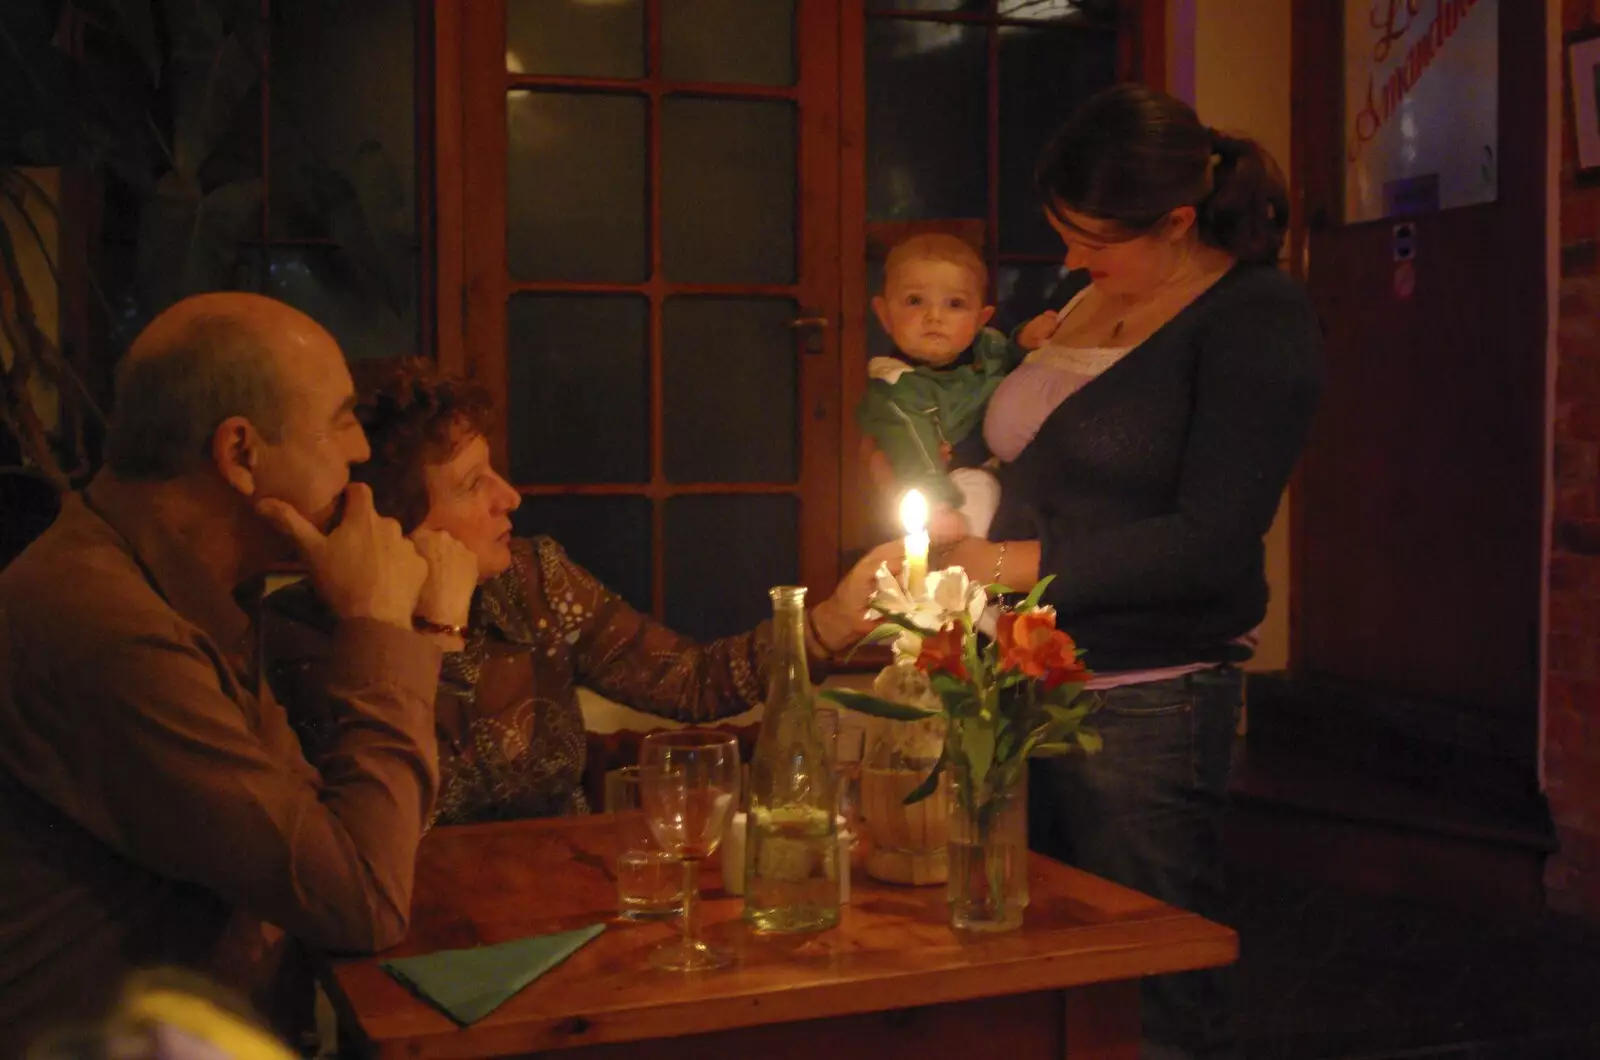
1196, 130, 1290, 264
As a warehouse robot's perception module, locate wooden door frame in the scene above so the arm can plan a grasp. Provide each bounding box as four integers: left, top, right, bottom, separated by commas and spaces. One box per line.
434, 0, 844, 605
432, 0, 467, 380
1287, 0, 1319, 675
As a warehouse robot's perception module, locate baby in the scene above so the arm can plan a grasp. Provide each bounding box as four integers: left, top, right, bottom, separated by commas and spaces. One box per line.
857, 234, 1019, 541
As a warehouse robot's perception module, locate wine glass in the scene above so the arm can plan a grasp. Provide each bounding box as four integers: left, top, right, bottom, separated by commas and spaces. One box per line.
638, 729, 741, 971
817, 707, 864, 835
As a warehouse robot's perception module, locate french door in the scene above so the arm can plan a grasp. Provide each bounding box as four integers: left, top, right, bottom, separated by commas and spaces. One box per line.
445, 0, 840, 639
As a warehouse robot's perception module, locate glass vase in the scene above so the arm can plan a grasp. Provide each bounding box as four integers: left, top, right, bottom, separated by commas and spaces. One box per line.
946, 752, 1028, 932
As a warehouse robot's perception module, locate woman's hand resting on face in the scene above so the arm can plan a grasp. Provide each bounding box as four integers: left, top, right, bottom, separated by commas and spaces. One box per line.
410, 528, 479, 651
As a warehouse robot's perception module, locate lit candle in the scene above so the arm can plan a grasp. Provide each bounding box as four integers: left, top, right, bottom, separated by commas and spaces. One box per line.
900, 489, 929, 598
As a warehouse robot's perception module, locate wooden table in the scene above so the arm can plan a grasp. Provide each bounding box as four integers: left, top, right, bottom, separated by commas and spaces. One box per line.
323, 816, 1236, 1059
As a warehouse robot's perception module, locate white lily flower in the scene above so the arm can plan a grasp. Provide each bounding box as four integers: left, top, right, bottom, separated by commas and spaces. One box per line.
868, 562, 944, 632
926, 566, 987, 627
871, 562, 911, 613
890, 630, 923, 663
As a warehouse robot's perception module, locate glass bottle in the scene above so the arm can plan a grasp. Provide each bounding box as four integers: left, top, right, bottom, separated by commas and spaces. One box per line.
743, 586, 840, 933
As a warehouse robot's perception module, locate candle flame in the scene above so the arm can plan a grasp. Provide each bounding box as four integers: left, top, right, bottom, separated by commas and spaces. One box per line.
899, 489, 928, 534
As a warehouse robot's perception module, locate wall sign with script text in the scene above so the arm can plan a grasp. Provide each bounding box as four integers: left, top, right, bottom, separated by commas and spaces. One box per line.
1344, 0, 1498, 224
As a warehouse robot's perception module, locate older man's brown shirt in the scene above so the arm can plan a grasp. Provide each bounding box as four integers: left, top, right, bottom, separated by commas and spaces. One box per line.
0, 476, 442, 1053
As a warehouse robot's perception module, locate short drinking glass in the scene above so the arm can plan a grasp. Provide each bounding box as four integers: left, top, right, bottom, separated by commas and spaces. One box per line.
612, 766, 684, 920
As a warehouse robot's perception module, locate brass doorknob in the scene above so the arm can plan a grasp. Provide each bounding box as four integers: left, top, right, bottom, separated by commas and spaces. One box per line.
789, 307, 828, 353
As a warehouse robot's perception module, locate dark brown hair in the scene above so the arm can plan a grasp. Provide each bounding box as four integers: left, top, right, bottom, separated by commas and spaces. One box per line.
1034, 83, 1289, 264
352, 358, 495, 533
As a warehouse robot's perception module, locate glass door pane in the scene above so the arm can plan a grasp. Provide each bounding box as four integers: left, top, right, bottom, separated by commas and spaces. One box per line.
662, 1, 797, 85
506, 0, 645, 78
661, 98, 797, 285
507, 293, 650, 484
864, 19, 987, 221
663, 297, 799, 484
507, 91, 648, 282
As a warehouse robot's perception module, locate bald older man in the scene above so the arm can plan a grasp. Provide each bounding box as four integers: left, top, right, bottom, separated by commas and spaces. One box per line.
0, 294, 476, 1051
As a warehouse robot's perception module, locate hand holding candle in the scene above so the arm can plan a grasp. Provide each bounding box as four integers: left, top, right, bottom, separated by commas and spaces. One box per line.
900, 489, 929, 598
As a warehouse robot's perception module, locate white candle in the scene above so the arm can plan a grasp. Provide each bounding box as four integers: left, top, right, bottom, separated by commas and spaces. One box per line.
900, 489, 929, 598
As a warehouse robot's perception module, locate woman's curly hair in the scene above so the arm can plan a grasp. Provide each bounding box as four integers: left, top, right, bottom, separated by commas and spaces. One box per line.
351, 358, 496, 533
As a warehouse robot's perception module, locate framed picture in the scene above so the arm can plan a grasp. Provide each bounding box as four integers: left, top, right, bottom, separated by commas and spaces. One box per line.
1570, 30, 1600, 176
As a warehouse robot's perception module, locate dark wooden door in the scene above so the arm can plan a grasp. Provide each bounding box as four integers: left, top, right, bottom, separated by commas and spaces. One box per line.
1290, 1, 1547, 758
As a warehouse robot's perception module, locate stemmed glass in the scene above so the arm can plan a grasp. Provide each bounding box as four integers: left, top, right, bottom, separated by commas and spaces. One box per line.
639, 729, 741, 971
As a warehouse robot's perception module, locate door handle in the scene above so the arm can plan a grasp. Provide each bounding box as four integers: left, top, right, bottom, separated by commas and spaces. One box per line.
789, 306, 828, 353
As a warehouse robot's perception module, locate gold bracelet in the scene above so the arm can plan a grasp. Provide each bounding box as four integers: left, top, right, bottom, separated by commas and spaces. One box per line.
992, 542, 1008, 587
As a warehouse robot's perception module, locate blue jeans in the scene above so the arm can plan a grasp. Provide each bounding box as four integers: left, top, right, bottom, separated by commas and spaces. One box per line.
1028, 667, 1243, 1060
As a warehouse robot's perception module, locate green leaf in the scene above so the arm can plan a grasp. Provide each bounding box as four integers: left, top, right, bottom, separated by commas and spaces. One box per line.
986, 582, 1014, 596
1044, 702, 1090, 727
859, 623, 907, 645
932, 676, 978, 717
818, 688, 938, 722
870, 607, 933, 633
901, 748, 947, 806
1016, 723, 1055, 762
961, 723, 995, 790
994, 668, 1030, 693
1019, 574, 1056, 613
990, 757, 1023, 797
995, 725, 1017, 766
1075, 728, 1104, 754
1043, 682, 1089, 707
841, 622, 904, 662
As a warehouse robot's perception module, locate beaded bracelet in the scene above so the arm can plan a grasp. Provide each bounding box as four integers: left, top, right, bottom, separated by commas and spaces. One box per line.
992, 541, 1008, 587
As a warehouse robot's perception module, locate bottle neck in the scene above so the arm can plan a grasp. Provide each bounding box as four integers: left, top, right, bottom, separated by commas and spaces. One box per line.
767, 589, 811, 701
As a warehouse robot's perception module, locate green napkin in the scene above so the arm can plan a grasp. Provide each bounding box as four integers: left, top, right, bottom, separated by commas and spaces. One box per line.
380, 923, 606, 1026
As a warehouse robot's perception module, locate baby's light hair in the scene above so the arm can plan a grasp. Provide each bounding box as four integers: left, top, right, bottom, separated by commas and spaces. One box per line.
883, 234, 988, 294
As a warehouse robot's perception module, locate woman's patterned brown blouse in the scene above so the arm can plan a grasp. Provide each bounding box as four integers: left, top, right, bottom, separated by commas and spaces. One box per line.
268, 537, 770, 824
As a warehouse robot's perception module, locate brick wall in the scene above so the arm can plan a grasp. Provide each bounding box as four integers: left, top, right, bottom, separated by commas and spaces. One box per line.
1548, 0, 1600, 919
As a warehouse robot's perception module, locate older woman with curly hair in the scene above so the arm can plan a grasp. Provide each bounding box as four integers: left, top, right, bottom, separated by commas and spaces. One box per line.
268, 359, 895, 825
